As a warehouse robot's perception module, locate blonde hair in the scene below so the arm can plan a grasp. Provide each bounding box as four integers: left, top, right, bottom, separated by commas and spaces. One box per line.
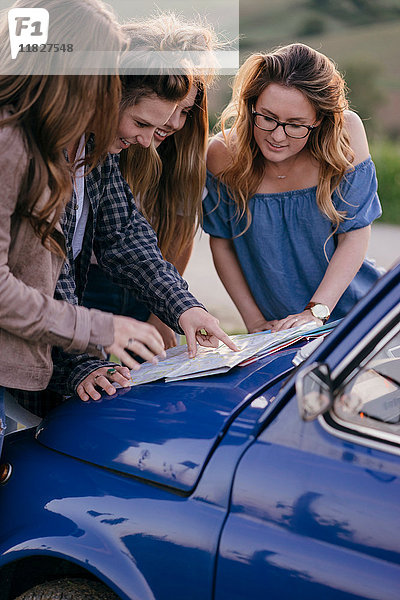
119, 14, 219, 259
218, 43, 353, 236
0, 0, 124, 254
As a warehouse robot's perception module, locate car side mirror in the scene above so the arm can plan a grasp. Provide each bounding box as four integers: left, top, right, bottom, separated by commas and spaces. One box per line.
296, 362, 333, 421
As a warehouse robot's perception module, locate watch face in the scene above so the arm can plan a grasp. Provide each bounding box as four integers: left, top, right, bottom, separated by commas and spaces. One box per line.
311, 304, 330, 319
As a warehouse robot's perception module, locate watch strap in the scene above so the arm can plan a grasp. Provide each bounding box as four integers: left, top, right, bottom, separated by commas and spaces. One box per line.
305, 302, 330, 324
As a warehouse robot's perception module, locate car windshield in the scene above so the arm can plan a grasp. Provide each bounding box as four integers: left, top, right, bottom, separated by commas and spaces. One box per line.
333, 329, 400, 441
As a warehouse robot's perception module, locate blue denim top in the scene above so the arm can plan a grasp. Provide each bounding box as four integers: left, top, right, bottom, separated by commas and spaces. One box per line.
202, 157, 383, 321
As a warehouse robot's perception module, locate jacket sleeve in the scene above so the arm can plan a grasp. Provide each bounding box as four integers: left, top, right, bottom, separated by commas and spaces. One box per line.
49, 348, 117, 396
0, 122, 114, 358
93, 156, 204, 333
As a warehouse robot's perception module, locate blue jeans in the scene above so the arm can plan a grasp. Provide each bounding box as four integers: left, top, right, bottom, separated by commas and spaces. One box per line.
82, 264, 151, 321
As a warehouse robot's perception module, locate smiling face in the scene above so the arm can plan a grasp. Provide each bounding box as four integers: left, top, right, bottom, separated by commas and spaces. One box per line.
152, 84, 198, 148
253, 83, 318, 165
108, 95, 177, 154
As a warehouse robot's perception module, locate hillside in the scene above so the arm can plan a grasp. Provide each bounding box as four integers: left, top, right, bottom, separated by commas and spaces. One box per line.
240, 0, 400, 48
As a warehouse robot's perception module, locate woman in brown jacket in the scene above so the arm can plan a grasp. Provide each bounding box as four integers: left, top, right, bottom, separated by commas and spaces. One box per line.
0, 0, 165, 436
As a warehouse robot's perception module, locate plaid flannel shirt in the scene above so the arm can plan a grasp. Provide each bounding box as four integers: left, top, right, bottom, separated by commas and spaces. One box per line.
49, 145, 203, 396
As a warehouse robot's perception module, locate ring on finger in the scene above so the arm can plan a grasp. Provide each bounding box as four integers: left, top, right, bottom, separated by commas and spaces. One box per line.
128, 338, 135, 347
107, 367, 117, 375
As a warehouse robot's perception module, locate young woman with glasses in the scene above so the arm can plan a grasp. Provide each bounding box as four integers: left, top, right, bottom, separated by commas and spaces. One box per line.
203, 43, 382, 333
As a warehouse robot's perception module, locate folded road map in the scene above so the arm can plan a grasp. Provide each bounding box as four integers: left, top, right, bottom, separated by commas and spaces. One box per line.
120, 321, 339, 387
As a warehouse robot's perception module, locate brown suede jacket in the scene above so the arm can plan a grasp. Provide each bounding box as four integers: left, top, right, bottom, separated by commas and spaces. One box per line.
0, 111, 114, 391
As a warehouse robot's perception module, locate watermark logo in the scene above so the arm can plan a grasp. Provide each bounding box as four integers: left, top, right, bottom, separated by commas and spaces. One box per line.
8, 8, 49, 59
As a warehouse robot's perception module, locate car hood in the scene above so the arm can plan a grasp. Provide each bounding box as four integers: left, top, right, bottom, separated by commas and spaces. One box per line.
36, 349, 297, 492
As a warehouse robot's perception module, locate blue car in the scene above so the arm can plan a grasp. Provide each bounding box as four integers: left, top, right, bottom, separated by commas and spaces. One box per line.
0, 264, 399, 600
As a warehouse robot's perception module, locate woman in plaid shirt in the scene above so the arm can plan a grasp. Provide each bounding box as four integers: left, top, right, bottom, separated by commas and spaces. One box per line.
48, 63, 238, 405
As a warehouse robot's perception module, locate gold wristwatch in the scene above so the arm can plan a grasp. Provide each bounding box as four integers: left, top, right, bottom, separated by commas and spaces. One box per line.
305, 302, 330, 324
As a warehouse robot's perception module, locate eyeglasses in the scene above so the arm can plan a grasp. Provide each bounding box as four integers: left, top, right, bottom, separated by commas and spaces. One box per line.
252, 110, 317, 139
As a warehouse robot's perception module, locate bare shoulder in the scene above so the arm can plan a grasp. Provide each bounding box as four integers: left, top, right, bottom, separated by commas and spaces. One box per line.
206, 132, 234, 176
344, 110, 370, 166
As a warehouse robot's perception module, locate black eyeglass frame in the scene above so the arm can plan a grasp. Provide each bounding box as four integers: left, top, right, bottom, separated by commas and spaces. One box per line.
252, 110, 317, 139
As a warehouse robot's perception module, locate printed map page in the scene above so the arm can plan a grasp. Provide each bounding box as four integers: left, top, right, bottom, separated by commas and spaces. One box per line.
123, 323, 319, 386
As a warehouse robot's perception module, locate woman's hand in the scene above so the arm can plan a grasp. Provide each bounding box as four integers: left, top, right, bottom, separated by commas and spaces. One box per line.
147, 313, 177, 349
271, 310, 321, 332
76, 365, 131, 402
105, 315, 166, 369
179, 307, 239, 358
247, 318, 278, 333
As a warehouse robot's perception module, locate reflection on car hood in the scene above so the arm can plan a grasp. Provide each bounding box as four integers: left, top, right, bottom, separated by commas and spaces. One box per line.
36, 350, 297, 492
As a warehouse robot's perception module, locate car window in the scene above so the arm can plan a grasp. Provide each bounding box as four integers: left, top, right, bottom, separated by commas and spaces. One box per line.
333, 330, 400, 443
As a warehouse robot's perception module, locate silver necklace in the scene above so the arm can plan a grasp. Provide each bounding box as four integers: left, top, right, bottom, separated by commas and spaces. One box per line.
269, 151, 304, 179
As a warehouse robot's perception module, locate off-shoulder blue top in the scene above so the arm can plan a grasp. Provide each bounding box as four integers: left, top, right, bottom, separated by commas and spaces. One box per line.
202, 157, 383, 321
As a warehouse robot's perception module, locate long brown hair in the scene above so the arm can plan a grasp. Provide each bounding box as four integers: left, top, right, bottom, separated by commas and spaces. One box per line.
218, 44, 353, 234
0, 0, 124, 254
119, 14, 218, 258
